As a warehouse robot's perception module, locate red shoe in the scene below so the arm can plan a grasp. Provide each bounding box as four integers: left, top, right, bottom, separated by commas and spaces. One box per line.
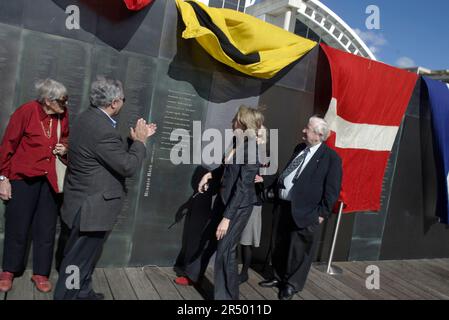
31, 275, 52, 293
174, 276, 194, 286
0, 271, 14, 292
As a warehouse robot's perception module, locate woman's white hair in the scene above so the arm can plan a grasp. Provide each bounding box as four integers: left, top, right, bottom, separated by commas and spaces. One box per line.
89, 76, 124, 108
35, 78, 67, 103
310, 116, 330, 142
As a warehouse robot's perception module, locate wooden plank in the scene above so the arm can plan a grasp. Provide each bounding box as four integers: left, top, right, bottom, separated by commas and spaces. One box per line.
144, 267, 183, 300
400, 260, 447, 282
428, 259, 449, 279
309, 265, 368, 300
437, 258, 449, 266
307, 269, 352, 300
419, 260, 449, 280
204, 267, 248, 300
248, 268, 319, 300
336, 262, 397, 300
331, 262, 391, 300
239, 282, 266, 300
292, 285, 319, 300
343, 262, 405, 299
245, 269, 280, 300
159, 267, 204, 300
92, 268, 114, 300
125, 268, 161, 300
402, 259, 449, 279
7, 270, 34, 300
377, 261, 446, 300
357, 261, 427, 300
104, 268, 137, 300
302, 277, 336, 300
34, 271, 58, 300
431, 259, 449, 272
394, 260, 449, 297
354, 261, 419, 299
402, 262, 448, 296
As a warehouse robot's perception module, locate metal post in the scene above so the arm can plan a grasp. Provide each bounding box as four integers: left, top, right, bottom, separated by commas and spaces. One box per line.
283, 9, 292, 31
316, 202, 344, 275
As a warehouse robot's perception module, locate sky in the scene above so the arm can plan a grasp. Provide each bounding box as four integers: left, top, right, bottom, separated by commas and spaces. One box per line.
319, 0, 449, 70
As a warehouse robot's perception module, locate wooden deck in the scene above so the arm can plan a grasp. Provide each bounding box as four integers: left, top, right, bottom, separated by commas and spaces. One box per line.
2, 259, 449, 300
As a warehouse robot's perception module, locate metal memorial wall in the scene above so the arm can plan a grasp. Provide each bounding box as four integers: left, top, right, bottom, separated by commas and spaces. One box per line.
0, 0, 320, 267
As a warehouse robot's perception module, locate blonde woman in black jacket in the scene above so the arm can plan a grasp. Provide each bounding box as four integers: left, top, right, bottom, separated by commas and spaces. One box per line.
180, 106, 265, 300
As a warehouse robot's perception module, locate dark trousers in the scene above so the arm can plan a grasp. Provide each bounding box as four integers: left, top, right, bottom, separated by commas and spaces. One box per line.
184, 197, 253, 300
53, 213, 107, 300
2, 178, 59, 276
272, 201, 320, 291
214, 205, 253, 300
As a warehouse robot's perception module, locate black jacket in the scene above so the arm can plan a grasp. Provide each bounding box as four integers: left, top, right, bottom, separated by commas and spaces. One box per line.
216, 139, 260, 221
61, 107, 146, 232
275, 143, 342, 228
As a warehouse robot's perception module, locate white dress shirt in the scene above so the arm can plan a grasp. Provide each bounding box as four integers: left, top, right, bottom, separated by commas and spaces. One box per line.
279, 143, 322, 201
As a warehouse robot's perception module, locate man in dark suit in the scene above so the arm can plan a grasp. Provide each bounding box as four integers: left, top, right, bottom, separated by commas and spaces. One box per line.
54, 78, 156, 300
259, 116, 342, 300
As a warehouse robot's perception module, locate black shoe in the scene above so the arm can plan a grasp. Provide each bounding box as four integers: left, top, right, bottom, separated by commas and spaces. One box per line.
278, 284, 297, 300
258, 278, 279, 288
77, 292, 105, 300
239, 273, 249, 284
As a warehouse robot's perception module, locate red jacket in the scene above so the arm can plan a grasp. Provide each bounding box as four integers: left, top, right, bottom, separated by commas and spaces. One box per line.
0, 100, 69, 193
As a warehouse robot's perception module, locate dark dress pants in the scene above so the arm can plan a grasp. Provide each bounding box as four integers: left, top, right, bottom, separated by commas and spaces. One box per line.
2, 178, 58, 276
214, 205, 253, 300
272, 201, 320, 292
53, 212, 107, 300
183, 196, 253, 300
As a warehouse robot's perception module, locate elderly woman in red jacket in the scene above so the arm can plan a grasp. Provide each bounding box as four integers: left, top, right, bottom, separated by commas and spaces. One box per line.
0, 79, 69, 293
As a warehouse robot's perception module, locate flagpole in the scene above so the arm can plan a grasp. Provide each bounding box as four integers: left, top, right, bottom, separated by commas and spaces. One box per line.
316, 202, 344, 275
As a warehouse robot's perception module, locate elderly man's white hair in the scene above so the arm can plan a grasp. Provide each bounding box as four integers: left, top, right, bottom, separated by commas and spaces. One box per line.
89, 76, 124, 108
309, 116, 330, 142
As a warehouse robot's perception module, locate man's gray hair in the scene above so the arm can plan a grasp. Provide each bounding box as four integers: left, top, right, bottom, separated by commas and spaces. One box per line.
89, 77, 124, 108
35, 78, 67, 103
310, 116, 330, 142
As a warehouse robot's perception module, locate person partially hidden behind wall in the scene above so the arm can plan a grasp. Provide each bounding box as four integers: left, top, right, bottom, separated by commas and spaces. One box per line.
53, 77, 157, 300
259, 116, 342, 300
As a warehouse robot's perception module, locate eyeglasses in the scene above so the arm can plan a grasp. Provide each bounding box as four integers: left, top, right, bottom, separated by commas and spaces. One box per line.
54, 96, 69, 106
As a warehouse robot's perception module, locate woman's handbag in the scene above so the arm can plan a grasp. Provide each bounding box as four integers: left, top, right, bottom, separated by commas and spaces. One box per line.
55, 117, 67, 193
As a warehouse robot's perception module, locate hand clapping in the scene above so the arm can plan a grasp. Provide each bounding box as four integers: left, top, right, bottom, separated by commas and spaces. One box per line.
130, 119, 157, 143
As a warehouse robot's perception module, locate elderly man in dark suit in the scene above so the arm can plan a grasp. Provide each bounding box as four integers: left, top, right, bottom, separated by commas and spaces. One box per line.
54, 77, 156, 300
259, 116, 342, 300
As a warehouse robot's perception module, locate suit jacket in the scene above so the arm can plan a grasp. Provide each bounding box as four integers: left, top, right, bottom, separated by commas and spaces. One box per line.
218, 140, 260, 221
275, 142, 342, 228
61, 107, 146, 232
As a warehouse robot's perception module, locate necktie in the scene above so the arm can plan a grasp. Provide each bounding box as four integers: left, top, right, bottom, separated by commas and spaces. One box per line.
278, 147, 310, 188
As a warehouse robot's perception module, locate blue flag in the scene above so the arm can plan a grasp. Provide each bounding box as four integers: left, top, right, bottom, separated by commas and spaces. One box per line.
423, 77, 449, 224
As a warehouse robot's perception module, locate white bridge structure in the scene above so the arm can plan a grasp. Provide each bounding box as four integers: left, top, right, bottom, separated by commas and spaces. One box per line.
199, 0, 377, 60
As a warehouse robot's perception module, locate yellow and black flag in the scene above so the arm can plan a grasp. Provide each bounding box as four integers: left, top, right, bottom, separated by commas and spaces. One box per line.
175, 0, 317, 79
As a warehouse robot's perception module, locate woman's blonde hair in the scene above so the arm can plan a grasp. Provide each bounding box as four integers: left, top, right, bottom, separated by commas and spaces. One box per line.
233, 105, 264, 133
226, 106, 266, 163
